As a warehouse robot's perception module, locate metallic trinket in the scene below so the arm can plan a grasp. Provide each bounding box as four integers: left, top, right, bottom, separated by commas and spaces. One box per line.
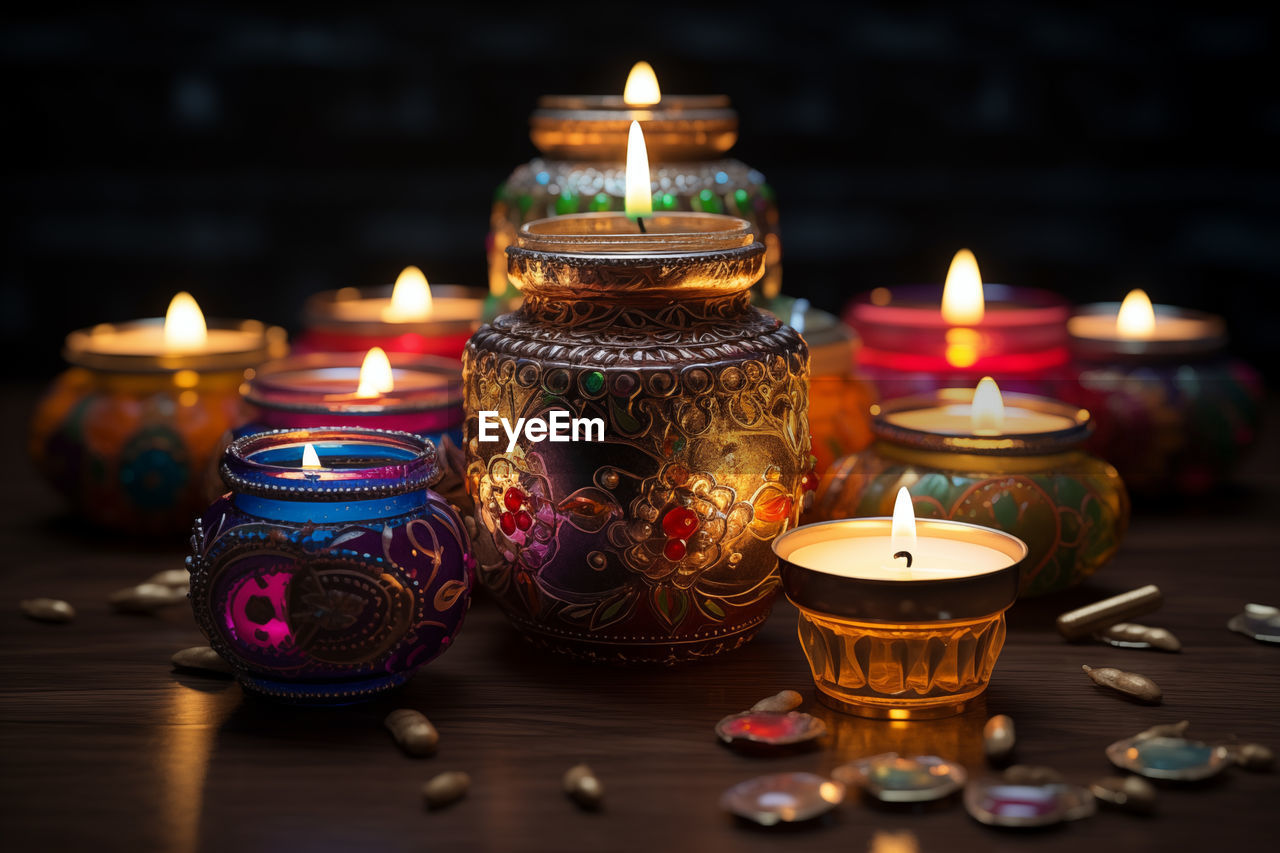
720, 773, 845, 826
1106, 735, 1231, 781
1228, 603, 1280, 644
964, 780, 1096, 828
1090, 775, 1157, 814
715, 711, 827, 747
831, 753, 966, 803
1056, 585, 1163, 641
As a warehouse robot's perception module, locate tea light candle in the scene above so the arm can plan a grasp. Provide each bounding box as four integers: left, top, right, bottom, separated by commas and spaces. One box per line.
843, 250, 1070, 399
242, 347, 463, 441
30, 292, 287, 534
883, 377, 1079, 436
775, 488, 1026, 718
299, 266, 486, 359
1064, 289, 1261, 496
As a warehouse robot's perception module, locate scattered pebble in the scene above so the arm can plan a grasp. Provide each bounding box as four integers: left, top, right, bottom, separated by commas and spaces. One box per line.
385, 709, 439, 758
1231, 743, 1274, 771
1082, 664, 1162, 704
423, 771, 469, 810
563, 763, 604, 811
750, 689, 803, 713
20, 598, 75, 623
110, 583, 188, 614
1090, 775, 1156, 814
1095, 622, 1182, 652
171, 645, 232, 676
983, 715, 1016, 764
146, 569, 191, 588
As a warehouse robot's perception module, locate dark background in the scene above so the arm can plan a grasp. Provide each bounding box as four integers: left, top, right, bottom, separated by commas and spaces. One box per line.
4, 2, 1277, 380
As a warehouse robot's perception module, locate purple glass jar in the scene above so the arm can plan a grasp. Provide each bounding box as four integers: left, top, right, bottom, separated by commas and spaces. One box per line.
187, 427, 474, 703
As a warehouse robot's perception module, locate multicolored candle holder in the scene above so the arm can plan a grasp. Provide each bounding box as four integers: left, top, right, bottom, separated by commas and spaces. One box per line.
814, 389, 1129, 596
1066, 301, 1263, 497
775, 517, 1025, 719
30, 316, 287, 534
843, 283, 1071, 400
297, 282, 487, 360
187, 427, 473, 703
241, 351, 464, 449
464, 212, 812, 664
488, 85, 782, 300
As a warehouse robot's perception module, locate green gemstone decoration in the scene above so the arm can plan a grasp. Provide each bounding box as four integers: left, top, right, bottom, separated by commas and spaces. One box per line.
654, 192, 678, 211
555, 192, 578, 215
517, 193, 534, 217
733, 188, 750, 214
583, 371, 605, 394
589, 193, 613, 212
694, 189, 724, 214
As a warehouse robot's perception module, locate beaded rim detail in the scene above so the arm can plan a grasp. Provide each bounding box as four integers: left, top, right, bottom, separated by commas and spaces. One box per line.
220, 426, 441, 501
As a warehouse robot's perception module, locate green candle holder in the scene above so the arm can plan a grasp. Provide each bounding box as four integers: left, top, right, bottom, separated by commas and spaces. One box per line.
813, 389, 1129, 597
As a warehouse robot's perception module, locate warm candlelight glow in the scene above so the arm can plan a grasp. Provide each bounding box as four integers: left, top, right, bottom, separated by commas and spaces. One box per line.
163, 292, 208, 350
382, 265, 434, 322
941, 249, 985, 325
355, 347, 394, 398
891, 486, 916, 558
623, 61, 661, 107
1116, 288, 1156, 339
971, 376, 1005, 434
625, 120, 653, 218
301, 443, 322, 469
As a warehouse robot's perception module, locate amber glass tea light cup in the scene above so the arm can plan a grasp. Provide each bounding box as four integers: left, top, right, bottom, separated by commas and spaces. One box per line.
774, 495, 1026, 720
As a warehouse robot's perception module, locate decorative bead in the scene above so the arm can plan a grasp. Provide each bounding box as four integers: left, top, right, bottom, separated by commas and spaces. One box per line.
500, 512, 516, 535
583, 371, 605, 394
663, 539, 687, 561
589, 192, 612, 212
504, 489, 525, 512
732, 188, 750, 215
515, 510, 533, 531
554, 192, 578, 215
694, 189, 724, 214
655, 192, 678, 211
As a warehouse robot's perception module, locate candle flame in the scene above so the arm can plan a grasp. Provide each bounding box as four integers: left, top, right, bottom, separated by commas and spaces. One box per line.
383, 265, 433, 322
971, 376, 1005, 434
301, 443, 322, 469
623, 61, 661, 107
356, 347, 394, 398
941, 249, 985, 325
163, 292, 208, 350
1116, 288, 1156, 339
625, 120, 653, 218
891, 486, 917, 556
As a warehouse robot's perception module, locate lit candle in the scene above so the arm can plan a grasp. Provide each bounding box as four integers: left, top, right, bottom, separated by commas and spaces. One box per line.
299, 266, 485, 360
774, 493, 1027, 718
1067, 288, 1224, 347
300, 442, 322, 469
78, 292, 270, 358
783, 488, 1016, 581
622, 61, 661, 107
845, 250, 1070, 398
882, 377, 1080, 436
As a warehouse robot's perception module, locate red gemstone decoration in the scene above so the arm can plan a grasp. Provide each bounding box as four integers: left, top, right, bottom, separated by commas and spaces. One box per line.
500, 512, 516, 535
715, 711, 828, 746
515, 510, 533, 531
662, 507, 699, 539
504, 488, 525, 512
663, 539, 687, 561
800, 470, 819, 492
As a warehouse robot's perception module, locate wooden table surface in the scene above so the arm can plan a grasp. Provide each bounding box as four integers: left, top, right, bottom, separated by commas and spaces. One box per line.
3, 384, 1278, 853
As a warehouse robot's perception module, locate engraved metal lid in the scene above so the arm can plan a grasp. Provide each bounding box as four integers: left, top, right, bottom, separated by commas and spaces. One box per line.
220, 427, 440, 501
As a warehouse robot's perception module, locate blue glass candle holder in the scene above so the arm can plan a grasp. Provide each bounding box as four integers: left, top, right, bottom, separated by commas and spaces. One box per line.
187, 427, 474, 703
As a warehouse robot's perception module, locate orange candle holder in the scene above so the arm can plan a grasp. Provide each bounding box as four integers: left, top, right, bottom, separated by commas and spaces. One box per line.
774, 518, 1026, 719
30, 318, 287, 534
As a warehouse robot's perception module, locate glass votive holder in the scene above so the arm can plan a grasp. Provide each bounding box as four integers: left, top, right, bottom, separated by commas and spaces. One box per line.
814, 390, 1130, 597
187, 427, 474, 703
30, 317, 287, 534
297, 283, 488, 360
774, 518, 1026, 719
1066, 302, 1264, 497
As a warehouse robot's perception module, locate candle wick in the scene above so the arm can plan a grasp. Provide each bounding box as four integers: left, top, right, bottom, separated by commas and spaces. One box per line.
636, 216, 648, 234
893, 550, 913, 568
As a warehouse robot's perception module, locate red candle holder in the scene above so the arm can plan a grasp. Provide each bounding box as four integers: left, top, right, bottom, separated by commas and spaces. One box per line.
296, 283, 487, 360
843, 284, 1071, 399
